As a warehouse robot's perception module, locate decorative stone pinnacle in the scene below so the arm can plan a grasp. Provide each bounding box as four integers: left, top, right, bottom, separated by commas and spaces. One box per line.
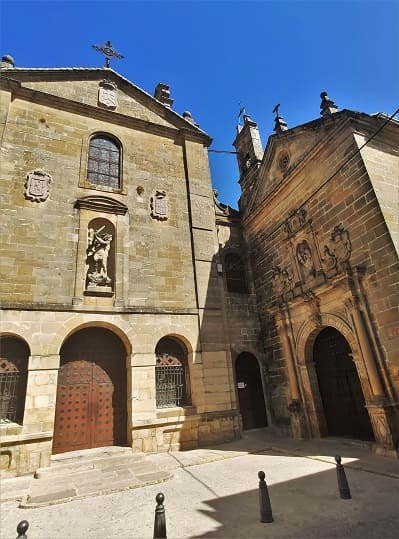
273, 103, 288, 133
320, 91, 338, 117
92, 40, 124, 68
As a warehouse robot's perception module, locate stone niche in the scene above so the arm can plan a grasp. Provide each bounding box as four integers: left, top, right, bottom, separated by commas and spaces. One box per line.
85, 217, 116, 296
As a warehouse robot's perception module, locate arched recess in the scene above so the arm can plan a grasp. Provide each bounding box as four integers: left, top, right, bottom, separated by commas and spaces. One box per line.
313, 327, 374, 441
53, 326, 128, 454
0, 335, 30, 424
155, 336, 191, 408
235, 352, 268, 430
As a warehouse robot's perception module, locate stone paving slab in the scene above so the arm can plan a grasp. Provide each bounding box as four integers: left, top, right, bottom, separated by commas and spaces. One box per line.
1, 429, 398, 510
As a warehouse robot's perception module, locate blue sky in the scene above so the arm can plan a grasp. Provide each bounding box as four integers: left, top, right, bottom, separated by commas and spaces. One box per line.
1, 0, 398, 208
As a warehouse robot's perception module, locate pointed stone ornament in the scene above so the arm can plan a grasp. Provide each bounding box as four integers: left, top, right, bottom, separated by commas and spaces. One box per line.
320, 91, 339, 117
273, 103, 288, 133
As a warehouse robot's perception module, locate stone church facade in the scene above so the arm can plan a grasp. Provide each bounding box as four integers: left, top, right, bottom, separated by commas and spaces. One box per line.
0, 54, 397, 476
234, 94, 399, 457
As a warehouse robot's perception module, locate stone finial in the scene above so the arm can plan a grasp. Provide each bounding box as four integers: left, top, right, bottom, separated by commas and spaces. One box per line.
154, 83, 173, 108
320, 91, 338, 117
182, 111, 199, 127
0, 54, 15, 69
273, 103, 288, 133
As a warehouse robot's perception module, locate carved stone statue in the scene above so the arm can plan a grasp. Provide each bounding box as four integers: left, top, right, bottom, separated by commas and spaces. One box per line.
86, 226, 113, 288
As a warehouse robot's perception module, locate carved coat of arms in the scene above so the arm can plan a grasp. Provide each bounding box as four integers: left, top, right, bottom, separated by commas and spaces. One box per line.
25, 170, 52, 202
151, 190, 168, 220
98, 79, 118, 109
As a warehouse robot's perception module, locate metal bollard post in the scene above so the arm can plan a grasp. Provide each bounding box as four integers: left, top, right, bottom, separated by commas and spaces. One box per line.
16, 521, 29, 539
153, 492, 167, 539
335, 455, 352, 499
258, 471, 274, 523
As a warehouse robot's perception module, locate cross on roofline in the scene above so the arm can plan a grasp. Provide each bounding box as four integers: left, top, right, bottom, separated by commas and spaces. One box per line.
92, 40, 124, 68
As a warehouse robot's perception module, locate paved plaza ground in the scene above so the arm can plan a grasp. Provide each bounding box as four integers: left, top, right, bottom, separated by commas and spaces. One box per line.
1, 430, 398, 538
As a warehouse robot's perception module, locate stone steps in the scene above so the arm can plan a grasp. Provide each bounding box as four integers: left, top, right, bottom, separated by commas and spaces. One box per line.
21, 448, 173, 508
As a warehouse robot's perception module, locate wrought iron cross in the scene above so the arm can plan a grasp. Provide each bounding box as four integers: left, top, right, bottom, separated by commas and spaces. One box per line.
272, 103, 281, 117
92, 40, 124, 68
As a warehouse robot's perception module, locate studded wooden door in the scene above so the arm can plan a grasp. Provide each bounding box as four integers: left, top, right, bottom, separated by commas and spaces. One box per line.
314, 327, 374, 441
53, 328, 127, 454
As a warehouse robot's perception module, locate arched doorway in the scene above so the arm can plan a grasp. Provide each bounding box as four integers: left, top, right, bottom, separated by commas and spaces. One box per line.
235, 353, 268, 430
314, 327, 374, 440
53, 327, 127, 454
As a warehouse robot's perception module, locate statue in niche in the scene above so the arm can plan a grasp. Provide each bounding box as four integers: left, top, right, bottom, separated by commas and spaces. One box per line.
86, 224, 113, 289
296, 240, 315, 281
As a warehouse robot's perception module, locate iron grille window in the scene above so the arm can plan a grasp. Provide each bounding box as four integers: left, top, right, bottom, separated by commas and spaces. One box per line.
155, 354, 189, 408
87, 135, 120, 189
0, 338, 29, 425
0, 371, 20, 422
225, 253, 248, 293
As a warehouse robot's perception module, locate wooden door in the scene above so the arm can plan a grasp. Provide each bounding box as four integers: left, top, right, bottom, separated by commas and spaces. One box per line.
236, 353, 268, 430
53, 328, 127, 454
314, 327, 374, 441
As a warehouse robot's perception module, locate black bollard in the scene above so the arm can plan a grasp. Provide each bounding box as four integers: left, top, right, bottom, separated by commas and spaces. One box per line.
16, 521, 29, 539
335, 455, 352, 499
153, 492, 167, 539
258, 471, 274, 523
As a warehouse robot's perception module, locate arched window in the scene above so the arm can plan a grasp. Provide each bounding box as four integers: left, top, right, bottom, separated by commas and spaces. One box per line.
224, 253, 248, 293
155, 337, 190, 408
87, 135, 121, 189
0, 336, 29, 424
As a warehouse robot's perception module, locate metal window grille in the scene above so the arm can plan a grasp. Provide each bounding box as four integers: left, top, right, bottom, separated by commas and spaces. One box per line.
0, 371, 19, 423
156, 365, 186, 408
87, 136, 120, 189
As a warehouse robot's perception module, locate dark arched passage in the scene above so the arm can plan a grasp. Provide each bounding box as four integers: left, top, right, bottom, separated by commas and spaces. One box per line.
53, 327, 127, 454
314, 327, 374, 440
235, 353, 268, 430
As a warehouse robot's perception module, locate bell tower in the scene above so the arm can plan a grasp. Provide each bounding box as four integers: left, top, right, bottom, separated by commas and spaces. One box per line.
233, 114, 263, 209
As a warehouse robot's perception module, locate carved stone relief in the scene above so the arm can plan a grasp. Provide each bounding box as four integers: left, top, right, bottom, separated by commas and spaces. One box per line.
98, 79, 118, 109
272, 265, 293, 297
296, 240, 316, 281
150, 190, 168, 221
25, 169, 52, 202
323, 224, 352, 271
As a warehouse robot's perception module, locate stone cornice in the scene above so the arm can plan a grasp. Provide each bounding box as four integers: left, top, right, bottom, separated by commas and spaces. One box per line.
74, 195, 128, 215
0, 303, 199, 315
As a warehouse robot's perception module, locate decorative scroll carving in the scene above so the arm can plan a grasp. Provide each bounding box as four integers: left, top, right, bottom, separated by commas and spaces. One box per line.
85, 219, 115, 293
25, 169, 52, 202
151, 190, 168, 220
302, 290, 321, 326
284, 208, 307, 237
98, 79, 118, 109
272, 266, 293, 297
